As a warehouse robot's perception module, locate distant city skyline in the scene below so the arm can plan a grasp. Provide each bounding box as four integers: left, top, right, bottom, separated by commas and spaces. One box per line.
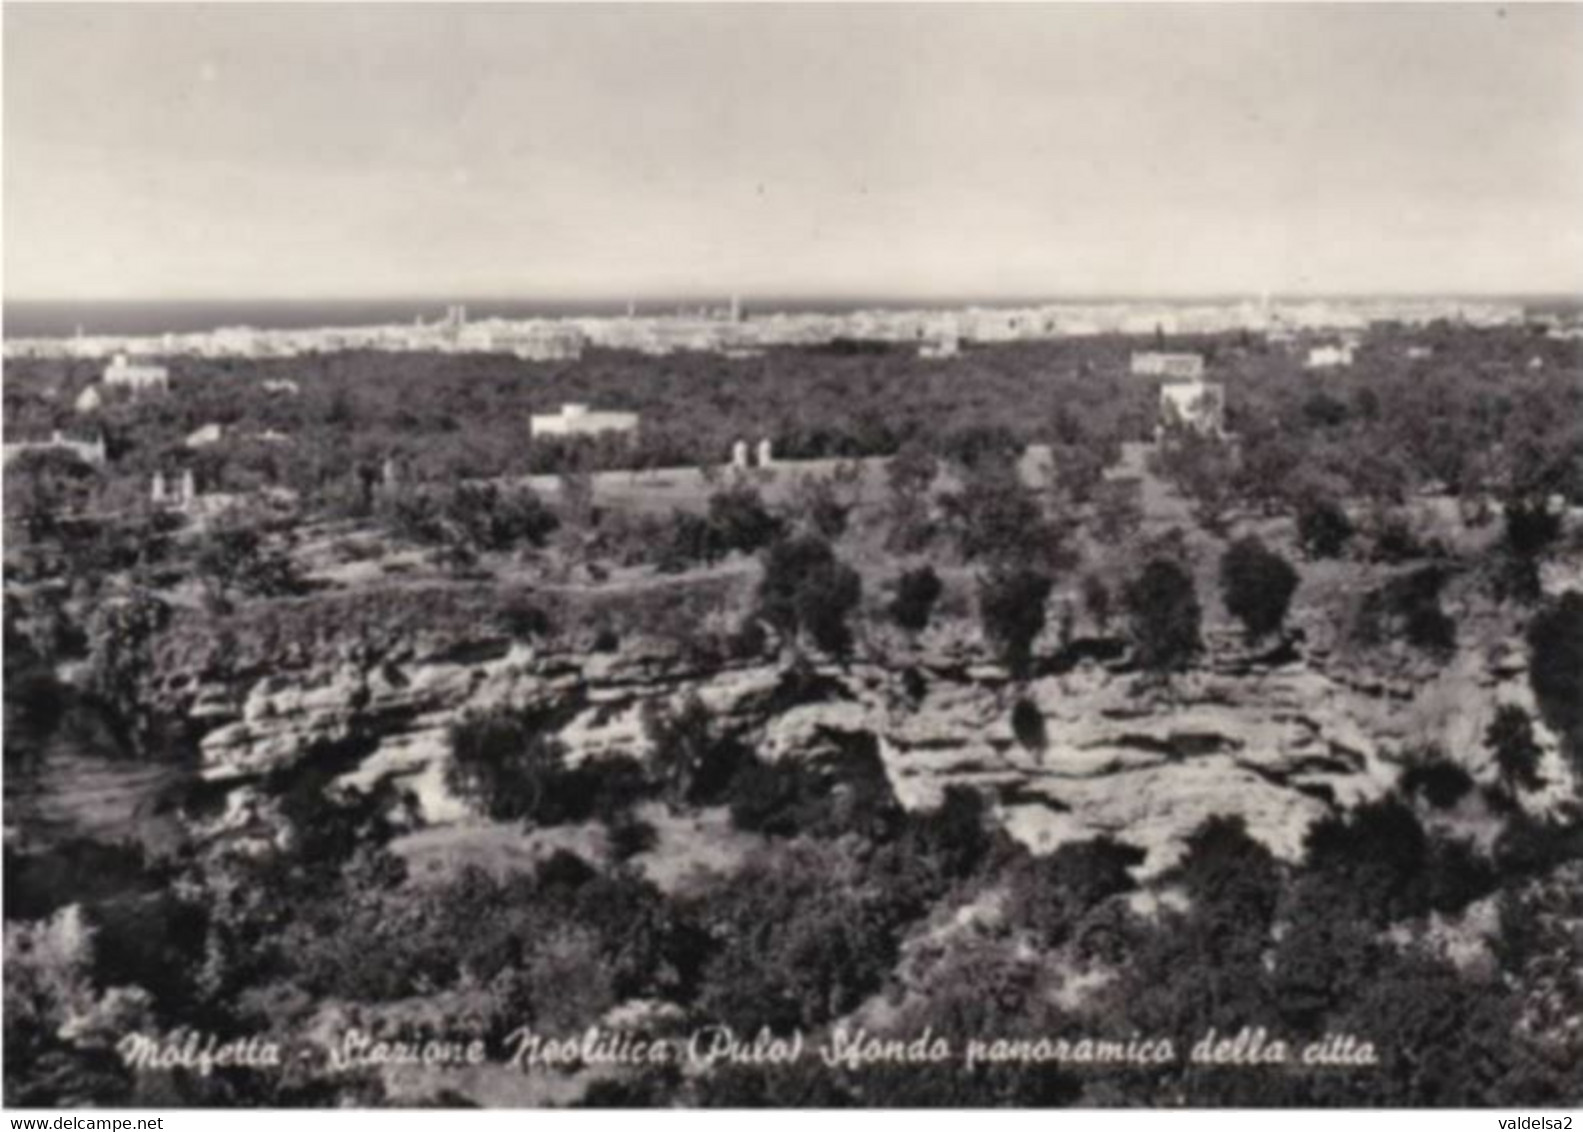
5, 3, 1582, 302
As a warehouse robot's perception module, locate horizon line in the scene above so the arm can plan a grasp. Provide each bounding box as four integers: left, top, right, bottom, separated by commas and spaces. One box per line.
6, 288, 1581, 308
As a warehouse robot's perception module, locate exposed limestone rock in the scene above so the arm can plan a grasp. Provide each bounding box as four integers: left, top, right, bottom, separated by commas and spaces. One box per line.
160, 584, 1536, 870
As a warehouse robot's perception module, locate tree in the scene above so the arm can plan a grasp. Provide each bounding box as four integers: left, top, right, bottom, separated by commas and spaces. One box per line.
757, 535, 862, 657
1154, 432, 1237, 534
3, 448, 100, 544
940, 463, 1052, 565
194, 519, 303, 607
888, 566, 943, 635
1497, 498, 1562, 604
977, 565, 1053, 676
708, 483, 783, 555
1123, 558, 1202, 676
1006, 836, 1143, 948
1486, 704, 1545, 794
444, 706, 568, 823
1090, 479, 1143, 546
789, 472, 853, 541
1296, 493, 1354, 559
1219, 536, 1300, 642
1081, 573, 1112, 634
1010, 697, 1046, 754
643, 694, 740, 808
1526, 591, 1583, 771
883, 440, 939, 553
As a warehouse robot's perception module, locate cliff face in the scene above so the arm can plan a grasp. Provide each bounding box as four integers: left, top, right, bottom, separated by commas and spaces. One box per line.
119, 566, 1570, 874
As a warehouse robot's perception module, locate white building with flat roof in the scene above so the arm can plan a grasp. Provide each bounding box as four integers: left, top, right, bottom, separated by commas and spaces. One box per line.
529, 403, 639, 439
103, 354, 169, 391
1131, 351, 1205, 380
1158, 378, 1226, 437
1306, 344, 1356, 370
2, 430, 108, 468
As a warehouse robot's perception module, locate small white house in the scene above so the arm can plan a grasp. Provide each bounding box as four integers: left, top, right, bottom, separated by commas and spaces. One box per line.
1131, 352, 1205, 380
1306, 344, 1355, 370
2, 430, 107, 468
1158, 378, 1226, 437
529, 403, 639, 439
74, 386, 103, 414
185, 423, 225, 449
103, 354, 169, 391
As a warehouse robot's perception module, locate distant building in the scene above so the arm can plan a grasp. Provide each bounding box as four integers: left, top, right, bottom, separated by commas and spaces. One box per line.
2, 430, 108, 468
1131, 352, 1205, 380
460, 324, 586, 362
1158, 378, 1225, 437
1405, 345, 1433, 361
1306, 344, 1355, 370
262, 378, 301, 395
74, 386, 103, 414
530, 403, 639, 439
103, 354, 169, 391
185, 423, 225, 448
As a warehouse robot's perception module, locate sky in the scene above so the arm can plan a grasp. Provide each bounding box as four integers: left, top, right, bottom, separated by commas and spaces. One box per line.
4, 2, 1582, 302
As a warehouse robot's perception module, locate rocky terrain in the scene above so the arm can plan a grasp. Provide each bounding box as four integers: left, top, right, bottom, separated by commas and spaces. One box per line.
126, 568, 1571, 876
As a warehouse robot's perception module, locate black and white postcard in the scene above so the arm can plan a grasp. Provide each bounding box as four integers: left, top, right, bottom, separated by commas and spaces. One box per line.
3, 1, 1581, 1113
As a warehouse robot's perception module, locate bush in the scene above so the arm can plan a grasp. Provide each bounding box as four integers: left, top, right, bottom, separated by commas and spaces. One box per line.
643, 695, 743, 807
941, 464, 1052, 565
1486, 704, 1544, 794
889, 566, 943, 634
1219, 536, 1300, 642
1006, 837, 1144, 948
977, 565, 1053, 676
444, 706, 568, 822
1302, 796, 1430, 926
1526, 591, 1583, 764
655, 509, 725, 573
1398, 749, 1475, 810
1296, 493, 1354, 559
757, 535, 863, 657
605, 812, 658, 861
1081, 573, 1112, 633
446, 709, 649, 826
1354, 566, 1457, 657
1123, 557, 1202, 676
1010, 697, 1046, 753
707, 483, 783, 555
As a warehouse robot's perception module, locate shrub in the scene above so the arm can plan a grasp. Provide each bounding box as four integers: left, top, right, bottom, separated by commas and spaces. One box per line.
1081, 573, 1112, 633
889, 566, 943, 634
977, 565, 1053, 676
444, 707, 568, 823
605, 813, 659, 861
788, 474, 852, 541
1485, 704, 1544, 794
1398, 748, 1475, 810
1006, 837, 1144, 948
1219, 536, 1300, 642
1296, 493, 1354, 559
707, 483, 782, 555
1010, 697, 1046, 753
643, 695, 742, 807
1354, 566, 1457, 657
655, 509, 725, 573
1302, 796, 1430, 926
1526, 591, 1583, 764
1123, 557, 1202, 676
941, 464, 1052, 565
757, 535, 863, 657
